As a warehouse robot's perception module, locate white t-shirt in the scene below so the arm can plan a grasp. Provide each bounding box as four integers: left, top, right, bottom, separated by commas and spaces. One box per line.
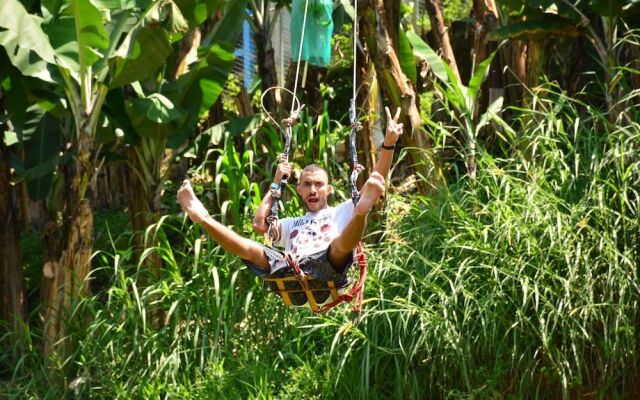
276, 200, 355, 258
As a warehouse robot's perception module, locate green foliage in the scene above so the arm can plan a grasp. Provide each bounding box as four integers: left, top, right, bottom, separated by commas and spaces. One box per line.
398, 28, 417, 85
0, 0, 57, 82
407, 30, 509, 178
5, 215, 333, 399
4, 3, 640, 399
192, 99, 346, 226
323, 83, 640, 398
16, 111, 63, 200
5, 82, 640, 397
109, 26, 174, 89
442, 0, 473, 23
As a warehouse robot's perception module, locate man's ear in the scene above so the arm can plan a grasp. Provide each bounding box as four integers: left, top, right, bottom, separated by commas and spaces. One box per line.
296, 183, 302, 196
328, 184, 334, 195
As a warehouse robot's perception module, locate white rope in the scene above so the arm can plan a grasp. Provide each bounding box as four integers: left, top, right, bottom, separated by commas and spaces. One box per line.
352, 0, 358, 108
260, 0, 311, 245
291, 0, 310, 114
260, 86, 303, 130
260, 0, 309, 128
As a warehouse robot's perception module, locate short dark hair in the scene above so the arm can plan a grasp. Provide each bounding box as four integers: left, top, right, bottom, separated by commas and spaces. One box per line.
300, 164, 329, 182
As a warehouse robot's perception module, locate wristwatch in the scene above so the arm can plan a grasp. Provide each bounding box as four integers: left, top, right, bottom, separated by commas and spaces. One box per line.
270, 182, 281, 190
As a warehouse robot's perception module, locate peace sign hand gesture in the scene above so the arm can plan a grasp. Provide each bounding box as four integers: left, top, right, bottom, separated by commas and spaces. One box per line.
384, 106, 404, 146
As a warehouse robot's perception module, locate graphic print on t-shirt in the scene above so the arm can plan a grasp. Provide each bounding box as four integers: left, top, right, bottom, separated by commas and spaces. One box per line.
288, 215, 334, 255
277, 200, 355, 259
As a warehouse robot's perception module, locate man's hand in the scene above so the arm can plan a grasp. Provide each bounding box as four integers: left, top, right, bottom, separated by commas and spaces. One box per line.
274, 154, 293, 184
384, 107, 404, 146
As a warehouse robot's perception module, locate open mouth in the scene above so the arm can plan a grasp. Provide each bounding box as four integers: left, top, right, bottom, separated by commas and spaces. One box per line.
307, 197, 319, 205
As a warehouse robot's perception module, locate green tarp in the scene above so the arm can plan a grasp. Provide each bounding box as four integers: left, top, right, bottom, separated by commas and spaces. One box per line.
291, 0, 333, 67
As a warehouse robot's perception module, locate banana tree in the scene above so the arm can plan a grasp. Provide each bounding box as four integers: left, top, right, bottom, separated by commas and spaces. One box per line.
491, 0, 640, 120
0, 112, 25, 346
360, 0, 444, 193
0, 0, 185, 356
407, 31, 512, 181
94, 0, 248, 299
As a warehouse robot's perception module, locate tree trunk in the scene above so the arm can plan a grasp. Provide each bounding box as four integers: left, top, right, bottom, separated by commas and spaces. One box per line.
356, 62, 378, 178
0, 139, 26, 345
424, 0, 461, 81
507, 40, 528, 105
236, 86, 255, 117
43, 125, 94, 358
255, 32, 281, 116
285, 63, 326, 117
356, 58, 387, 233
174, 28, 201, 79
208, 96, 226, 126
361, 0, 443, 193
472, 0, 502, 113
472, 0, 494, 69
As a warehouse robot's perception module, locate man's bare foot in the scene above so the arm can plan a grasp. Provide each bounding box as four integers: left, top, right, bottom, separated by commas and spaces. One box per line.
355, 172, 385, 216
177, 180, 210, 224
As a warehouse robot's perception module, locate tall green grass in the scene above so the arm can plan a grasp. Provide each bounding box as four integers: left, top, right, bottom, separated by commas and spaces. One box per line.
3, 82, 639, 399
1, 100, 356, 399
4, 214, 334, 399
321, 84, 640, 398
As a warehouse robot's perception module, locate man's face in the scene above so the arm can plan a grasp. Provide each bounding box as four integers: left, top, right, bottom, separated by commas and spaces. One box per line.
297, 170, 332, 212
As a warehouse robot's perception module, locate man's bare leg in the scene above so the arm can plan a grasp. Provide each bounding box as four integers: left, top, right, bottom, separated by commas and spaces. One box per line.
328, 172, 385, 269
177, 180, 269, 269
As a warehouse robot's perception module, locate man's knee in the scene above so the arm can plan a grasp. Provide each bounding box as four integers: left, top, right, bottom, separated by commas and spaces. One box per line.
243, 240, 270, 270
327, 245, 352, 273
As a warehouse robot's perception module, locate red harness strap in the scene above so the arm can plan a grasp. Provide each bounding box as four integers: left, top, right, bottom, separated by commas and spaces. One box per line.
280, 243, 368, 320
299, 243, 368, 319
313, 243, 367, 318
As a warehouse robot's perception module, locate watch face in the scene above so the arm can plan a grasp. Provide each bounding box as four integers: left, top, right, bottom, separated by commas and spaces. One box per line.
271, 183, 280, 190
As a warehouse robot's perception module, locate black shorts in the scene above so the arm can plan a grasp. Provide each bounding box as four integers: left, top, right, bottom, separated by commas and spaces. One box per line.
242, 244, 354, 306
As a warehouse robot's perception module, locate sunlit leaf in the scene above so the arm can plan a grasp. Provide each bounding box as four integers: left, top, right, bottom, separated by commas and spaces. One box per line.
468, 46, 502, 103
71, 0, 110, 69
109, 26, 173, 88
488, 16, 581, 41
398, 28, 417, 85
0, 0, 57, 82
125, 93, 183, 138
406, 30, 453, 85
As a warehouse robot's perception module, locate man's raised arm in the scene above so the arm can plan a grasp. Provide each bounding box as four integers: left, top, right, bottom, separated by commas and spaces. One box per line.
252, 158, 292, 235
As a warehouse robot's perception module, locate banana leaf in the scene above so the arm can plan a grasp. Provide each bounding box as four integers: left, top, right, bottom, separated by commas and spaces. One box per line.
109, 26, 173, 89
398, 28, 417, 85
165, 0, 247, 148
488, 16, 581, 41
0, 0, 57, 82
125, 94, 183, 139
17, 110, 62, 200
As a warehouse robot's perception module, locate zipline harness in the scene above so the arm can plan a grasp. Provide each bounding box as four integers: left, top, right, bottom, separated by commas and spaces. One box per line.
259, 0, 367, 320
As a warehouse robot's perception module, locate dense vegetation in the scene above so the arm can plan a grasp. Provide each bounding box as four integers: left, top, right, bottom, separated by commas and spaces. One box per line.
2, 0, 640, 398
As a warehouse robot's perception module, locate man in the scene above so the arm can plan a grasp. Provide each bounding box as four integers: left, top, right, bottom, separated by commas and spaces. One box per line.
177, 107, 403, 285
